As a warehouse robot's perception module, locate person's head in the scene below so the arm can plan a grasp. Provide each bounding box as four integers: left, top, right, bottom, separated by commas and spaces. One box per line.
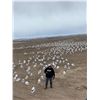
48, 66, 52, 68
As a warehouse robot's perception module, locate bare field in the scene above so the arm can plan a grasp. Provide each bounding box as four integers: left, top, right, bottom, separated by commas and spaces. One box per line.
13, 35, 87, 100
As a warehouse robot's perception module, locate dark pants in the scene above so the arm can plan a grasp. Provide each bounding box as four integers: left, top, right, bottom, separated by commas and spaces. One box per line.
45, 78, 53, 88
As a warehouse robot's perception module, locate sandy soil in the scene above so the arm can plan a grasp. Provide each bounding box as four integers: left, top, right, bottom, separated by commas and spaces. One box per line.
13, 34, 87, 100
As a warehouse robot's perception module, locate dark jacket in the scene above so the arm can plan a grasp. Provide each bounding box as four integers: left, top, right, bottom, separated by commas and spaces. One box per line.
44, 66, 55, 78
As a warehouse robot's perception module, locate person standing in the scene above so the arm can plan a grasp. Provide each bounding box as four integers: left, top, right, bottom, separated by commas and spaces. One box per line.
44, 65, 55, 89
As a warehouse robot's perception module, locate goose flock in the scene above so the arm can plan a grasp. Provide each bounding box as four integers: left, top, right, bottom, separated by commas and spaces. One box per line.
13, 39, 87, 94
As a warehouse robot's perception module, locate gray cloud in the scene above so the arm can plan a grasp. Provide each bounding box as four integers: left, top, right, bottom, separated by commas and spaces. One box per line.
13, 1, 86, 39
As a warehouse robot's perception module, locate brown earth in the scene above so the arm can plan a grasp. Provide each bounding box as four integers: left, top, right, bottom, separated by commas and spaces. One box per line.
13, 34, 87, 100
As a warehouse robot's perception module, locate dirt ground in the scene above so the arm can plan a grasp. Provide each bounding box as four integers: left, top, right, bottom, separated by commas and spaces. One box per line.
13, 34, 87, 100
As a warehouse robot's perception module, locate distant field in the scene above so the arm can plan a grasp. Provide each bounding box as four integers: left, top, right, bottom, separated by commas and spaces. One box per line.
13, 34, 87, 100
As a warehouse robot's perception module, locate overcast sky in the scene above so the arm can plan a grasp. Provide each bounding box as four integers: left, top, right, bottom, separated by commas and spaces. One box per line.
13, 1, 86, 39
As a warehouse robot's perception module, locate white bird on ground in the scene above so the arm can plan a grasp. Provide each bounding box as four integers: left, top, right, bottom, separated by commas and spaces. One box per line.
26, 66, 31, 72
40, 63, 43, 66
63, 60, 65, 63
21, 79, 25, 83
56, 66, 60, 69
38, 70, 42, 75
13, 71, 17, 74
24, 52, 27, 55
63, 71, 66, 75
30, 73, 33, 76
48, 64, 51, 66
23, 60, 26, 64
16, 77, 21, 82
26, 63, 29, 66
64, 65, 67, 69
31, 86, 35, 93
43, 66, 46, 70
40, 75, 44, 80
27, 71, 31, 75
59, 60, 62, 63
25, 75, 29, 80
20, 64, 23, 68
45, 65, 48, 67
30, 57, 32, 60
13, 74, 18, 80
18, 60, 21, 63
71, 63, 75, 67
61, 57, 64, 60
44, 61, 46, 64
33, 64, 37, 68
37, 79, 41, 84
67, 66, 70, 70
52, 57, 55, 60
52, 62, 55, 66
54, 64, 56, 68
25, 81, 30, 85
56, 60, 59, 62
28, 60, 30, 63
67, 63, 70, 66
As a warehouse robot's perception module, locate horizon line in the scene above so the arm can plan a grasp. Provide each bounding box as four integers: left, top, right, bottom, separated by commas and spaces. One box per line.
13, 33, 87, 41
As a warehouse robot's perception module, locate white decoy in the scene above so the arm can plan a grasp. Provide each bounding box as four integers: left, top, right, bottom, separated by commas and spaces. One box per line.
67, 66, 70, 70
13, 71, 17, 74
21, 79, 25, 83
43, 66, 46, 70
37, 79, 41, 84
20, 64, 23, 68
63, 71, 66, 75
56, 60, 59, 62
16, 77, 21, 82
18, 60, 21, 63
61, 57, 64, 60
31, 86, 35, 93
53, 64, 56, 68
32, 61, 35, 64
24, 52, 27, 55
52, 57, 55, 60
45, 65, 48, 67
67, 63, 70, 66
26, 66, 31, 72
59, 60, 62, 63
13, 74, 18, 80
33, 64, 37, 68
27, 71, 31, 75
65, 59, 68, 61
56, 66, 60, 69
52, 62, 55, 66
40, 63, 43, 66
25, 75, 29, 80
23, 60, 26, 64
44, 61, 46, 64
40, 75, 44, 80
38, 70, 42, 75
71, 63, 75, 67
48, 64, 51, 66
63, 60, 65, 63
30, 73, 33, 76
55, 61, 57, 65
64, 65, 67, 69
25, 81, 30, 85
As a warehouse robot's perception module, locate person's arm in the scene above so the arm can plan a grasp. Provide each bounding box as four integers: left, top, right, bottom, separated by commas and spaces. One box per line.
53, 70, 55, 77
44, 68, 47, 74
53, 68, 55, 76
52, 68, 55, 79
